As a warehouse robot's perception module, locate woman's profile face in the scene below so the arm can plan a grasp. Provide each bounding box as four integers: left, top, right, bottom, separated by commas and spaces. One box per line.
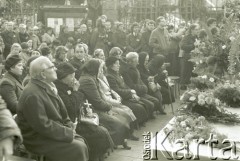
144, 55, 149, 69
98, 62, 104, 78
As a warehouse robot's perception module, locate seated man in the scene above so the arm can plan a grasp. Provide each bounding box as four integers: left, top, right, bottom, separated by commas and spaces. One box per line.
121, 52, 161, 119
16, 56, 89, 161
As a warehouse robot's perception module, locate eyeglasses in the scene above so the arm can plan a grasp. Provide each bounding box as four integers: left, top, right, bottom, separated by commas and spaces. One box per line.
42, 65, 56, 72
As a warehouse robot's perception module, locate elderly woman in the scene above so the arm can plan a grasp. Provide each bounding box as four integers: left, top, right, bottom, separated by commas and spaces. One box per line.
79, 58, 131, 149
148, 54, 175, 105
0, 54, 23, 114
106, 56, 148, 125
138, 52, 166, 114
55, 62, 114, 161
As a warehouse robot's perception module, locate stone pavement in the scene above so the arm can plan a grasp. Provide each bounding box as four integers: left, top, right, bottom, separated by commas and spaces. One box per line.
105, 99, 181, 161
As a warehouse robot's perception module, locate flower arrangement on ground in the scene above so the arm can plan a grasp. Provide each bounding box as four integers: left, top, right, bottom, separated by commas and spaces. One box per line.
190, 74, 219, 91
179, 89, 240, 124
214, 80, 240, 108
164, 115, 228, 149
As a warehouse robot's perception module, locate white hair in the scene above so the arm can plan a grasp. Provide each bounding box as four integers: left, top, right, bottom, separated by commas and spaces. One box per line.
30, 56, 50, 79
126, 52, 139, 62
19, 24, 26, 29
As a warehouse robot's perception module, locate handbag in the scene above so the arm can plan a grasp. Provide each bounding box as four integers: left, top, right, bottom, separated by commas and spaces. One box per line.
80, 100, 99, 126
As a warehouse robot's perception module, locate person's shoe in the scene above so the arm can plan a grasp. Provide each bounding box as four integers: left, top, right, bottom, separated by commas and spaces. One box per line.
150, 115, 156, 119
123, 141, 131, 150
129, 134, 139, 141
159, 111, 167, 115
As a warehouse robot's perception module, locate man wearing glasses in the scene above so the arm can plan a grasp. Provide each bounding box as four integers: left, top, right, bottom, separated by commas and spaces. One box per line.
16, 56, 89, 161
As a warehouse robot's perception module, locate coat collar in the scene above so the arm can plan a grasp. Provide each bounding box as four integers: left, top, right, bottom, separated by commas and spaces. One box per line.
31, 78, 59, 100
4, 72, 23, 90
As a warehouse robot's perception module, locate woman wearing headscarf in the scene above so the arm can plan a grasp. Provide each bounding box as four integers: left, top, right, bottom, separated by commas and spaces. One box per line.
148, 54, 175, 105
138, 52, 165, 114
55, 62, 114, 161
79, 58, 131, 149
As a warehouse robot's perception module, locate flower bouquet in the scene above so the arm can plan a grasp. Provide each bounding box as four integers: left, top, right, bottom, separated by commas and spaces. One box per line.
214, 81, 240, 108
190, 74, 219, 91
179, 89, 240, 124
164, 115, 228, 149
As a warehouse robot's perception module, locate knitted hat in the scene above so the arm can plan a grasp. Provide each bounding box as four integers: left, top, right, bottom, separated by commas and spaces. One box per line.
5, 54, 22, 70
56, 62, 76, 80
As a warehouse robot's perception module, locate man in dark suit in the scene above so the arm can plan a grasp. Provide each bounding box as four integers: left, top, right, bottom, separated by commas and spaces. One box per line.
121, 52, 161, 119
69, 44, 87, 80
1, 21, 20, 59
16, 56, 89, 161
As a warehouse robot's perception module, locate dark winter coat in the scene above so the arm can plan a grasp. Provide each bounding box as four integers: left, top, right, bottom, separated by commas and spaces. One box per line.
0, 72, 23, 114
126, 33, 141, 53
16, 78, 89, 161
121, 64, 148, 96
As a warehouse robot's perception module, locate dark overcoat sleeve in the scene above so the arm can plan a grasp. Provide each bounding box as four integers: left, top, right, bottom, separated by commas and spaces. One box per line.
0, 81, 18, 114
80, 76, 112, 112
22, 94, 74, 143
106, 75, 132, 100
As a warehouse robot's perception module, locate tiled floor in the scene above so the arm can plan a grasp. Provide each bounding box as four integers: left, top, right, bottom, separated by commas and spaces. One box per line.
105, 100, 181, 161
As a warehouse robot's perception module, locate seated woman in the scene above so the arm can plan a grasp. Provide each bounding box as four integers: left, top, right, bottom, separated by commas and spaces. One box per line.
79, 58, 132, 149
105, 56, 148, 125
148, 55, 175, 105
55, 62, 114, 161
97, 60, 139, 140
0, 54, 23, 115
138, 52, 165, 114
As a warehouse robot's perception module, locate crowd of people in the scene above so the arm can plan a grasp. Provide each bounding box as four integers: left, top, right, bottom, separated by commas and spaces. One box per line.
0, 13, 221, 161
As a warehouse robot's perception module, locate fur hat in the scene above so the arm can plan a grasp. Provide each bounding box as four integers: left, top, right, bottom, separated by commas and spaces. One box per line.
5, 54, 22, 71
56, 62, 76, 80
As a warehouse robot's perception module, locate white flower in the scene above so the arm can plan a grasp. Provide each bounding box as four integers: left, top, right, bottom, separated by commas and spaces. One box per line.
199, 60, 203, 64
186, 127, 190, 131
230, 36, 236, 42
209, 77, 214, 82
180, 121, 187, 128
205, 97, 213, 105
222, 45, 226, 49
201, 75, 207, 79
67, 90, 72, 95
198, 99, 205, 106
198, 94, 205, 100
189, 96, 196, 101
